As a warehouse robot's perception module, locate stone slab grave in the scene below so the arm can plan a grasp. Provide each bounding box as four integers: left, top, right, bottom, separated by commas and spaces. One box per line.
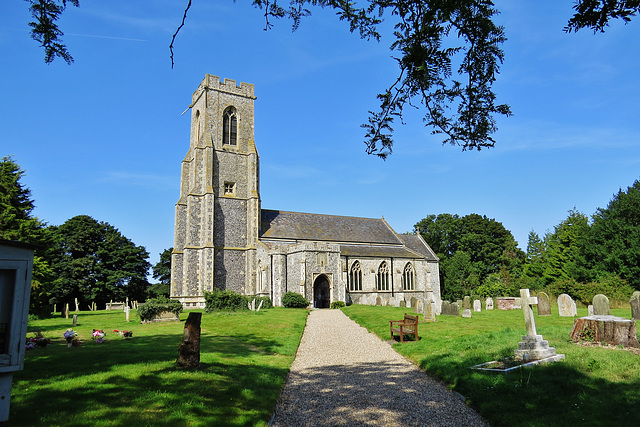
496, 297, 519, 310
558, 294, 577, 317
570, 315, 640, 348
473, 299, 481, 312
462, 308, 472, 318
441, 301, 451, 316
592, 294, 610, 315
472, 289, 564, 372
631, 291, 640, 320
463, 296, 471, 311
537, 292, 551, 316
451, 302, 461, 316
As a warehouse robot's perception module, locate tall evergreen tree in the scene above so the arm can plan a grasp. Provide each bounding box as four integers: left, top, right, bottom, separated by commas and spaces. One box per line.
576, 180, 640, 290
542, 209, 589, 286
149, 247, 172, 298
0, 156, 54, 314
523, 230, 546, 289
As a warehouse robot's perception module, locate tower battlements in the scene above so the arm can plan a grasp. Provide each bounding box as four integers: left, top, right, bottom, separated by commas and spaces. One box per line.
193, 74, 256, 101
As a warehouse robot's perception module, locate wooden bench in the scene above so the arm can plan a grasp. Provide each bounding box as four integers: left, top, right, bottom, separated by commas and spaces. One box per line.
389, 313, 419, 342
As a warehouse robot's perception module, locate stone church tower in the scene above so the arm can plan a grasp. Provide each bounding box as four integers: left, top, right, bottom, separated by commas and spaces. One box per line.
171, 75, 260, 307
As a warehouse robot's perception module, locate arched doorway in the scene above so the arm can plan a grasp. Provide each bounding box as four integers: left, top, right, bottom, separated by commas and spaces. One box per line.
313, 275, 330, 308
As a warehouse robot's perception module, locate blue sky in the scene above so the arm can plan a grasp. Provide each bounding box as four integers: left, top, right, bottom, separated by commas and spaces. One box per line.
1, 1, 639, 273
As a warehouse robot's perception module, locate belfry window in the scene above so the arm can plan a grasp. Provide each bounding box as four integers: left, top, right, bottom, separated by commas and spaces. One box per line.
376, 261, 389, 291
402, 263, 415, 290
349, 261, 362, 291
222, 107, 237, 145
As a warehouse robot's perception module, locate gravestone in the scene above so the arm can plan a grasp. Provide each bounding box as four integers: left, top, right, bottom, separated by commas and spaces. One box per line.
64, 304, 69, 319
451, 302, 461, 317
514, 289, 565, 362
410, 297, 418, 309
558, 294, 577, 317
463, 296, 471, 310
462, 309, 472, 318
415, 299, 424, 314
593, 294, 610, 315
588, 305, 594, 316
424, 298, 436, 322
376, 296, 382, 306
125, 306, 130, 322
473, 299, 481, 312
631, 291, 640, 320
485, 297, 494, 310
176, 312, 202, 368
456, 299, 463, 309
537, 292, 551, 316
441, 301, 451, 315
72, 314, 77, 327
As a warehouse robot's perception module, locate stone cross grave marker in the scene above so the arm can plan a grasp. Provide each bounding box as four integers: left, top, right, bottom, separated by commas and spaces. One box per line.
514, 289, 565, 362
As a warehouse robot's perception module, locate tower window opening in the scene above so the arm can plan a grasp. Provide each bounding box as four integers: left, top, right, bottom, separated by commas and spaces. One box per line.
223, 107, 237, 146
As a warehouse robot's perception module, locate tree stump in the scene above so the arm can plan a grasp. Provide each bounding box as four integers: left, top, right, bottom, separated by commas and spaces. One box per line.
176, 312, 202, 368
570, 315, 639, 348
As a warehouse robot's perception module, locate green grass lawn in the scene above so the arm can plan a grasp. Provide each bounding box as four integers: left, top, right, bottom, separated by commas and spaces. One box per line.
8, 308, 308, 426
342, 304, 640, 427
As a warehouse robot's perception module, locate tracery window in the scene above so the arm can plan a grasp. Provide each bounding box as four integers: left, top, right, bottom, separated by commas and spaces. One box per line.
402, 263, 415, 290
349, 261, 362, 291
222, 106, 237, 145
376, 261, 389, 291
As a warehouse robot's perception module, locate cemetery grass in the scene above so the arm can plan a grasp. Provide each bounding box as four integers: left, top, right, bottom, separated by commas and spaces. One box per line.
343, 305, 640, 427
10, 308, 309, 426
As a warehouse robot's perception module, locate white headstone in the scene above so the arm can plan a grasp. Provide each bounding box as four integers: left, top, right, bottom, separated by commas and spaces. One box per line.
473, 299, 481, 312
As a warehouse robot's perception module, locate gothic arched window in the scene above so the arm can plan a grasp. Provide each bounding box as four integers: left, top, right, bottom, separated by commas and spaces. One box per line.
376, 261, 389, 291
222, 107, 237, 145
194, 110, 200, 142
349, 261, 362, 291
402, 263, 415, 290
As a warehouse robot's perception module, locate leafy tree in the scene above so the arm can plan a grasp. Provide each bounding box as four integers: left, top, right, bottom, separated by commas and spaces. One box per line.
565, 0, 640, 33
0, 156, 55, 315
49, 215, 151, 307
542, 209, 589, 286
149, 247, 172, 298
575, 180, 640, 289
416, 212, 523, 298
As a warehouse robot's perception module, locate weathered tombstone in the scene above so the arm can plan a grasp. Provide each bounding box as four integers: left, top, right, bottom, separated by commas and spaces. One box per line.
176, 312, 202, 368
485, 297, 494, 310
588, 305, 594, 316
441, 301, 451, 316
631, 291, 640, 320
64, 303, 69, 319
593, 294, 610, 316
125, 306, 130, 322
451, 302, 461, 316
463, 296, 471, 310
415, 299, 424, 314
514, 289, 564, 362
558, 294, 577, 317
424, 299, 436, 322
473, 299, 481, 312
376, 296, 382, 306
53, 304, 57, 314
410, 297, 418, 309
462, 309, 472, 318
72, 314, 78, 327
537, 292, 551, 316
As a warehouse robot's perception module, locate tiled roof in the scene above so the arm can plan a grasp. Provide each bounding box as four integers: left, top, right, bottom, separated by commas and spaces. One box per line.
339, 244, 425, 259
260, 209, 403, 245
398, 234, 439, 261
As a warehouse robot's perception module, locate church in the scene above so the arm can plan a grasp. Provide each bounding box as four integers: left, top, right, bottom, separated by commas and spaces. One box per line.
170, 75, 441, 310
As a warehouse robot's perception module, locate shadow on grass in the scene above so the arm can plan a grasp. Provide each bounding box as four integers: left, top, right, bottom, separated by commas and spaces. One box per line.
9, 333, 292, 426
419, 354, 640, 427
271, 361, 485, 426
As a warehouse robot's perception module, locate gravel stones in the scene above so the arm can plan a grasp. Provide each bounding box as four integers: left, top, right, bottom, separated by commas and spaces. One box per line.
270, 310, 486, 426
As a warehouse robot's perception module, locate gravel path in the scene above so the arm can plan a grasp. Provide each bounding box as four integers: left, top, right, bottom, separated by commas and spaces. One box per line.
270, 309, 487, 426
